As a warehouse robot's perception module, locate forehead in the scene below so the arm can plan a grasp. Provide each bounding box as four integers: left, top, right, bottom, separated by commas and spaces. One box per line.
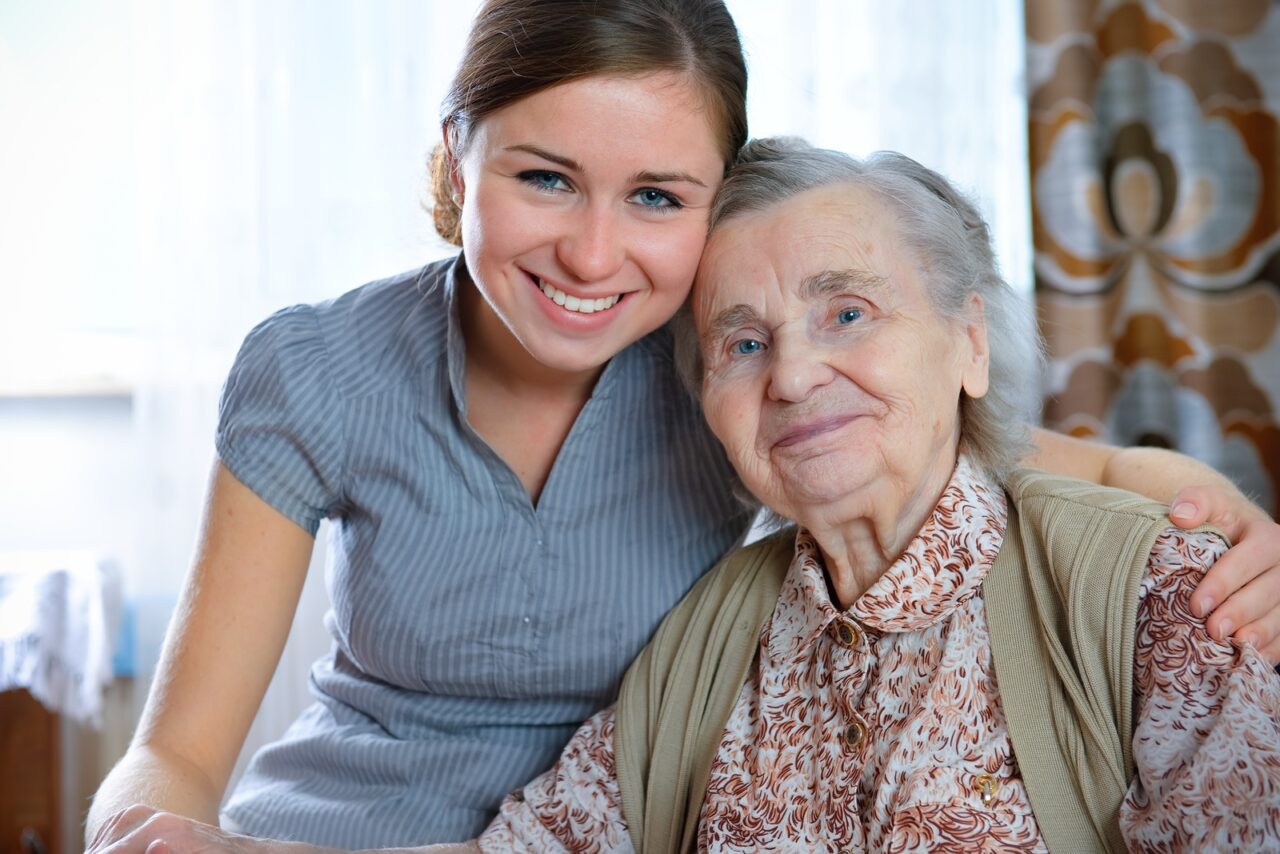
472, 72, 726, 172
694, 183, 904, 317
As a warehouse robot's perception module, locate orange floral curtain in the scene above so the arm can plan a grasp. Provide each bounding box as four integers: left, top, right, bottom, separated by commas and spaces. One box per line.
1027, 0, 1280, 516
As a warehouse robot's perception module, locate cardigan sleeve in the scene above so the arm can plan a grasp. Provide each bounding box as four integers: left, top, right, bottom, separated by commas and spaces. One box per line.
477, 706, 634, 853
1120, 526, 1280, 849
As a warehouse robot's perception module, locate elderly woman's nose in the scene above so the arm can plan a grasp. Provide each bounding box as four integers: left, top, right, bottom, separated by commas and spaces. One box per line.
766, 336, 836, 402
557, 204, 626, 283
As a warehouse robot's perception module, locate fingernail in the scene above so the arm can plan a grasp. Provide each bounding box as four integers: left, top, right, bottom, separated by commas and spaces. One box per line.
1172, 502, 1195, 519
1241, 632, 1259, 648
1218, 619, 1234, 639
1193, 597, 1213, 618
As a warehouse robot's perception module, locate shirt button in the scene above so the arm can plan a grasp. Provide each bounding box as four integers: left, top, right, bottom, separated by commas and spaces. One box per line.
832, 619, 860, 648
842, 720, 866, 750
975, 772, 1000, 805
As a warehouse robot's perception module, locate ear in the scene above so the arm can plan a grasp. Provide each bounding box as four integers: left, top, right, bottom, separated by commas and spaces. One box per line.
959, 292, 990, 399
442, 120, 465, 200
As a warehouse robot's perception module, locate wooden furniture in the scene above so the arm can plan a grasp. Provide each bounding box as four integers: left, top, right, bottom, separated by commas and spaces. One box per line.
0, 688, 59, 854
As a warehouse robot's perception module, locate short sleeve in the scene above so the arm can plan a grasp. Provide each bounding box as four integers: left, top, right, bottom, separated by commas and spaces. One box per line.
216, 304, 346, 535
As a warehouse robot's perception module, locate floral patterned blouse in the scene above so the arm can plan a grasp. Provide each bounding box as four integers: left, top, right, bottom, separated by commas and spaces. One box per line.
478, 456, 1280, 852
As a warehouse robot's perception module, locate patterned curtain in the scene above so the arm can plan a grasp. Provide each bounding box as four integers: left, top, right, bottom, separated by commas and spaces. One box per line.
1027, 0, 1280, 516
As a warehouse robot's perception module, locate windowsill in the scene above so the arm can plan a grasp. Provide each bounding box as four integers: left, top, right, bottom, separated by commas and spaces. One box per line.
0, 379, 134, 400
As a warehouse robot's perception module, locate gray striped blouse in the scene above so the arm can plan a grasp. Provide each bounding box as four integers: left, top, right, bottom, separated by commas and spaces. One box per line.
216, 258, 750, 846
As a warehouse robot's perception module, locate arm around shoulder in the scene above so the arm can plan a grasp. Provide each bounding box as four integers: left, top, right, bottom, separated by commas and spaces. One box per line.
87, 462, 316, 845
1024, 428, 1245, 501
1026, 428, 1280, 661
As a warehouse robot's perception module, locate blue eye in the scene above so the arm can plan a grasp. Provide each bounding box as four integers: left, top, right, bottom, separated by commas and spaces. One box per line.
733, 339, 764, 356
837, 307, 863, 325
520, 171, 569, 192
632, 188, 681, 209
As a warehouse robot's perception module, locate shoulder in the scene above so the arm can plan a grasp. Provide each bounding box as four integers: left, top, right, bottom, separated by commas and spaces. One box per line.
236, 258, 456, 401
673, 526, 796, 621
1133, 525, 1231, 666
1001, 467, 1226, 562
1005, 467, 1172, 524
240, 259, 449, 354
316, 259, 455, 389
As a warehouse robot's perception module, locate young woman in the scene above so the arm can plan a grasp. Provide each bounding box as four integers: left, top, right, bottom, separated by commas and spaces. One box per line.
87, 0, 1280, 849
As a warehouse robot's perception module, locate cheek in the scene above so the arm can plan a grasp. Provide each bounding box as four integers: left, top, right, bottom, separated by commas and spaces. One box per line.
703, 387, 759, 459
701, 393, 732, 447
635, 225, 707, 296
462, 187, 543, 271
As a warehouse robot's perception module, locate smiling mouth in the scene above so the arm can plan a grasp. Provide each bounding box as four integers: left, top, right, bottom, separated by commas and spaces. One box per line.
772, 415, 862, 449
532, 274, 624, 315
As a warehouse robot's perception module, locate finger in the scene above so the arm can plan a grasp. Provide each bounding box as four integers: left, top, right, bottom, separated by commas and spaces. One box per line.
146, 840, 169, 854
1235, 602, 1280, 658
91, 806, 158, 853
1191, 534, 1272, 622
1259, 635, 1280, 668
1202, 543, 1280, 641
1169, 485, 1217, 530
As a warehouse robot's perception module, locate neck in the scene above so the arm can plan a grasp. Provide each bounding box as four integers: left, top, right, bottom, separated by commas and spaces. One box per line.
802, 449, 959, 610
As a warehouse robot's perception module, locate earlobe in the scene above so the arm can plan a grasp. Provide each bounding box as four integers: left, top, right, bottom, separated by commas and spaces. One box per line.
960, 293, 990, 399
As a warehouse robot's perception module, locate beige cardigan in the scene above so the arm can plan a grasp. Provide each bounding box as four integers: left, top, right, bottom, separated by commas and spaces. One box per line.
614, 470, 1193, 854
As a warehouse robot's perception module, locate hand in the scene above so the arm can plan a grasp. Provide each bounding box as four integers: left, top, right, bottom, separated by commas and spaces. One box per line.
88, 806, 263, 854
1170, 485, 1280, 664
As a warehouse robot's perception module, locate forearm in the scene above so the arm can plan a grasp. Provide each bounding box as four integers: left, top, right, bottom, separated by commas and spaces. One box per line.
1026, 428, 1252, 508
1103, 446, 1251, 507
89, 806, 483, 854
86, 743, 223, 844
275, 843, 479, 854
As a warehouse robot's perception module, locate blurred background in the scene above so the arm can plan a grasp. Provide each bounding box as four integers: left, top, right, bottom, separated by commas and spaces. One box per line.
1, 1, 1276, 851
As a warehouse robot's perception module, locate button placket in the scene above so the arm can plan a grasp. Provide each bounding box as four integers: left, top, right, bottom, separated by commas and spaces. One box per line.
826, 616, 872, 759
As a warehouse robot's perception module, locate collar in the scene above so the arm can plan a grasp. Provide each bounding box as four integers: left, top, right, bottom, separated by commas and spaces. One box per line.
438, 254, 470, 416
771, 454, 1008, 657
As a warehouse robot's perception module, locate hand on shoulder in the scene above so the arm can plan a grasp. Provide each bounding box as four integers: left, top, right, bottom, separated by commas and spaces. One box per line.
1168, 483, 1280, 664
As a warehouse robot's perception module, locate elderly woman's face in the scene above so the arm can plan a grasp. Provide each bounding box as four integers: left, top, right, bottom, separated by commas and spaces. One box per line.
693, 184, 989, 522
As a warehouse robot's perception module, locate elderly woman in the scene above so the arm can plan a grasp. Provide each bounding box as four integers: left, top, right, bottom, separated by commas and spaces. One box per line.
471, 139, 1280, 852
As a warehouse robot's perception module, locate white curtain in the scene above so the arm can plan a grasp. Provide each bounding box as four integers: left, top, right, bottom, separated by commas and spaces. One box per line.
2, 0, 1027, 794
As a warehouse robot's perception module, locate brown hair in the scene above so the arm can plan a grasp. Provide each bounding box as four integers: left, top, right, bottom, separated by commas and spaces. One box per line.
429, 0, 748, 246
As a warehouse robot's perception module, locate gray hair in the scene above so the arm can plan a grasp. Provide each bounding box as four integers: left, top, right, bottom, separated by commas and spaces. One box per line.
675, 136, 1043, 483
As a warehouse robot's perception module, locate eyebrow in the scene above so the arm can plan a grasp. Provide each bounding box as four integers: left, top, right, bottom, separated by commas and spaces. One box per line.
505, 144, 709, 188
799, 268, 889, 301
705, 303, 763, 345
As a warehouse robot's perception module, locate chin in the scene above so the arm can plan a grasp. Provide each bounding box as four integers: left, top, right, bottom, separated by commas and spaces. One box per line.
780, 460, 876, 501
527, 340, 617, 376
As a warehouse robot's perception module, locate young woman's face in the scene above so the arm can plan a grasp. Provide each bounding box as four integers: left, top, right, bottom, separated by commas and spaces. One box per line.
452, 72, 726, 375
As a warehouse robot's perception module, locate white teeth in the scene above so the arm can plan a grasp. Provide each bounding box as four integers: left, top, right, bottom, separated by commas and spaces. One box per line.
537, 279, 621, 314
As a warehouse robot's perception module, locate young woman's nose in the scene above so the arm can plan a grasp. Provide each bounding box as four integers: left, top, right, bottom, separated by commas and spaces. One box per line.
557, 203, 626, 283
766, 332, 836, 403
